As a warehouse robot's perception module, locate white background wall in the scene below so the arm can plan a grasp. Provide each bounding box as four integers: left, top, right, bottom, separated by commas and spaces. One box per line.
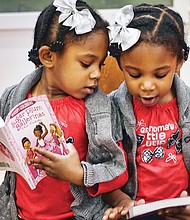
0, 4, 190, 96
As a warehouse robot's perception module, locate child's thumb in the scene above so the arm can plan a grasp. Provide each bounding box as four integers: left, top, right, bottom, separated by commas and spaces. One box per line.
66, 143, 77, 154
136, 199, 145, 206
180, 190, 188, 197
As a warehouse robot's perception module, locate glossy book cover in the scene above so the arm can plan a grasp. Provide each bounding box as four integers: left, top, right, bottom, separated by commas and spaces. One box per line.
0, 94, 67, 189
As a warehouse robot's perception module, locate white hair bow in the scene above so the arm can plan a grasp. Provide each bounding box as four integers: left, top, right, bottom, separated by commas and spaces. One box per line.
53, 0, 96, 35
108, 5, 141, 51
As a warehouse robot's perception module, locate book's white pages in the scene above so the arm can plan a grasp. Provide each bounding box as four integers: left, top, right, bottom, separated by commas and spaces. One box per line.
126, 196, 190, 219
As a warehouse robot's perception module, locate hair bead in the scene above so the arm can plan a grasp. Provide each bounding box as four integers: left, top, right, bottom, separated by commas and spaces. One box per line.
49, 41, 64, 52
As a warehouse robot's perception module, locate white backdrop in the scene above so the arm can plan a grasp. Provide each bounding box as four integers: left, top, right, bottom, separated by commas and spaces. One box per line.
0, 5, 190, 96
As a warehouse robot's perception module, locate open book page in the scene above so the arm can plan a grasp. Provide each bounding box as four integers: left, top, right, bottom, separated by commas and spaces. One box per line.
126, 196, 190, 219
0, 125, 38, 189
0, 119, 23, 175
0, 95, 67, 189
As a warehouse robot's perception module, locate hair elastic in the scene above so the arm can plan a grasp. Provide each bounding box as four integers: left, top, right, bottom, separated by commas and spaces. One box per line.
184, 46, 189, 61
28, 48, 41, 66
49, 41, 64, 52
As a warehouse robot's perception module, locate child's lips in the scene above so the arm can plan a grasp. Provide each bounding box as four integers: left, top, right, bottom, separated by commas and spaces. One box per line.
140, 96, 157, 106
84, 85, 97, 95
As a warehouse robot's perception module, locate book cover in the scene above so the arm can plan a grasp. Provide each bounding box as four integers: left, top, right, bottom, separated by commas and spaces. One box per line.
126, 196, 190, 219
0, 94, 67, 189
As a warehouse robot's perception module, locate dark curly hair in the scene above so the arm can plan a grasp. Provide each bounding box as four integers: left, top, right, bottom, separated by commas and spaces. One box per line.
28, 0, 109, 66
110, 3, 189, 63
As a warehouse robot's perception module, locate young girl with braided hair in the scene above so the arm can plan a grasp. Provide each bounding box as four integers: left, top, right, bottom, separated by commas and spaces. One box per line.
102, 3, 190, 220
0, 0, 128, 219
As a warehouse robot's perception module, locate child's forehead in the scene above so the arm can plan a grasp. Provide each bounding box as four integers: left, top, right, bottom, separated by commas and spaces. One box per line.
66, 29, 108, 44
64, 30, 108, 55
122, 42, 171, 57
120, 43, 177, 69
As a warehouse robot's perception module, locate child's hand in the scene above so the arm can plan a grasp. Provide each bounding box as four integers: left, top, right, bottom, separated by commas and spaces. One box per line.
30, 143, 84, 185
102, 194, 135, 220
157, 191, 190, 219
160, 206, 190, 220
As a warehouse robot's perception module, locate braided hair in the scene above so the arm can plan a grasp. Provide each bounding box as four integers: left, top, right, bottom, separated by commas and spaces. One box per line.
28, 0, 109, 67
110, 3, 189, 62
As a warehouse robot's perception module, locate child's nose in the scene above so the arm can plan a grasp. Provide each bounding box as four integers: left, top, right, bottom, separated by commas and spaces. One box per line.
140, 80, 155, 91
90, 69, 101, 80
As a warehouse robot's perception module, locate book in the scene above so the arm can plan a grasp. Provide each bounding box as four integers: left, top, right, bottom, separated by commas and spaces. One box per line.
126, 196, 190, 219
0, 94, 68, 190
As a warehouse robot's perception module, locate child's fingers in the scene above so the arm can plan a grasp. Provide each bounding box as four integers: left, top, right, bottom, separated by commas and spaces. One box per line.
103, 208, 114, 220
65, 143, 77, 154
120, 206, 130, 215
37, 157, 52, 167
120, 200, 135, 215
31, 156, 53, 172
157, 191, 188, 216
33, 160, 54, 174
34, 143, 77, 159
31, 156, 47, 164
103, 208, 116, 220
102, 207, 123, 220
180, 190, 188, 197
33, 163, 44, 170
135, 199, 145, 206
45, 171, 57, 178
34, 147, 56, 160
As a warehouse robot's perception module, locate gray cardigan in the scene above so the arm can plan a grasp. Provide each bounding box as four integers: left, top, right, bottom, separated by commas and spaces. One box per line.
0, 67, 126, 220
110, 73, 190, 200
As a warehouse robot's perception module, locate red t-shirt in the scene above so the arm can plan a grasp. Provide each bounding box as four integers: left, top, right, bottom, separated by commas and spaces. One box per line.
133, 97, 189, 203
16, 95, 128, 219
16, 96, 88, 220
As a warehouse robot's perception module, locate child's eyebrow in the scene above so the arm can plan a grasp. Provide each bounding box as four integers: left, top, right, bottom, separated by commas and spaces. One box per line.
80, 54, 107, 62
124, 65, 171, 71
124, 66, 140, 70
154, 65, 171, 71
81, 54, 97, 58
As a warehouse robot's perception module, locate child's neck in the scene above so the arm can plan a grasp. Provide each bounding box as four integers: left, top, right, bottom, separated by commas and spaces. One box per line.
31, 79, 68, 100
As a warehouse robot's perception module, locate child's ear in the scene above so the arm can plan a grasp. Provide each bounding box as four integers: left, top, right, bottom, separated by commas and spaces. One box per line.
38, 46, 54, 67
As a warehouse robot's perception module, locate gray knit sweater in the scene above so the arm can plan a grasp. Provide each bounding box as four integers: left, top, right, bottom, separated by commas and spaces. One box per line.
0, 67, 126, 220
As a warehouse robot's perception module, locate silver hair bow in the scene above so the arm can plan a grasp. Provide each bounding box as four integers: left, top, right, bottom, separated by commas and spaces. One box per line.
53, 0, 96, 35
108, 5, 141, 51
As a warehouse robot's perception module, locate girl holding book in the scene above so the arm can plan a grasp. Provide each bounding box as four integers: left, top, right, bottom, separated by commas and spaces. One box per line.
102, 3, 190, 220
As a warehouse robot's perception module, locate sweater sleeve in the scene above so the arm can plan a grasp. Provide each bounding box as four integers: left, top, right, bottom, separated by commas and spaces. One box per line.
86, 141, 128, 196
83, 89, 126, 187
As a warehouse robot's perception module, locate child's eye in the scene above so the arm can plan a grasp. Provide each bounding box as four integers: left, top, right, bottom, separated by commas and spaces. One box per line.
155, 73, 168, 79
128, 73, 141, 78
81, 62, 90, 68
